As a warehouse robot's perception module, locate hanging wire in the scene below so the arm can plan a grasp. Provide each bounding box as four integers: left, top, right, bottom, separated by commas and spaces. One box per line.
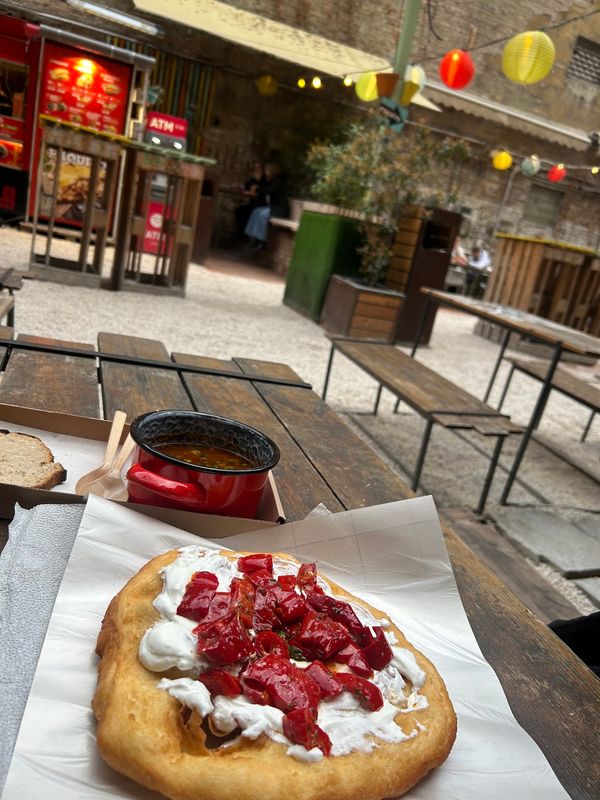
421, 7, 600, 62
426, 0, 443, 41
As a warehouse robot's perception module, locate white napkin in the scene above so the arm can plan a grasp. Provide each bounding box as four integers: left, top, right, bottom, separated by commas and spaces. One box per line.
0, 503, 85, 790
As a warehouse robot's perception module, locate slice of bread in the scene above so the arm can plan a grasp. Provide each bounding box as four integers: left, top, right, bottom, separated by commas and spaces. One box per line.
0, 430, 67, 489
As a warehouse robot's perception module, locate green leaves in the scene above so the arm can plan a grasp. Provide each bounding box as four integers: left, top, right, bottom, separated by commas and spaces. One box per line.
306, 121, 470, 286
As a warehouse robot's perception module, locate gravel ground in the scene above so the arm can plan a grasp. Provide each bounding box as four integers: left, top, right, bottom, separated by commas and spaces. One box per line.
2, 227, 599, 613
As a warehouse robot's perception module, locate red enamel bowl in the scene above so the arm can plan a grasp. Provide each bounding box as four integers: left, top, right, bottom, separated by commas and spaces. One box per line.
126, 410, 280, 518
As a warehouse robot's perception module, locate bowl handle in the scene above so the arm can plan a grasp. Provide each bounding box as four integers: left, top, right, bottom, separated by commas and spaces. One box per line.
126, 463, 207, 505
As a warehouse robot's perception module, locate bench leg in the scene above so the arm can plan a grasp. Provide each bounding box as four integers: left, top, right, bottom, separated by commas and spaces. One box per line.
322, 344, 335, 400
496, 364, 515, 412
410, 296, 433, 357
412, 418, 434, 492
393, 396, 401, 414
581, 410, 595, 443
7, 304, 14, 328
476, 435, 504, 515
483, 327, 511, 404
373, 384, 383, 414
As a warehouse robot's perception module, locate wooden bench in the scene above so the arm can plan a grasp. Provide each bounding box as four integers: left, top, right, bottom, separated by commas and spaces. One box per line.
498, 358, 600, 442
322, 339, 521, 514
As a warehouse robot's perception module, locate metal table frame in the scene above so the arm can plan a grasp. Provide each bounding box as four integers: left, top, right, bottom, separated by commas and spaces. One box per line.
410, 290, 600, 504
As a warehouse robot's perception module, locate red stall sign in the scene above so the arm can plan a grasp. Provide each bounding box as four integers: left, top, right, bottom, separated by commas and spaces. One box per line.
35, 41, 132, 223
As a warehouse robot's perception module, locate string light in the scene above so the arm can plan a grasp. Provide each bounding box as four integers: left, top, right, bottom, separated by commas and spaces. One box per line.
343, 75, 353, 86
592, 167, 599, 174
297, 77, 306, 88
311, 76, 323, 89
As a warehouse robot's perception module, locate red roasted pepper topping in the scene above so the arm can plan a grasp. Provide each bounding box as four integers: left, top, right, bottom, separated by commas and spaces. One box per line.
359, 626, 393, 670
255, 631, 289, 659
230, 577, 255, 628
304, 660, 343, 699
297, 562, 317, 591
306, 592, 364, 638
176, 571, 219, 622
334, 643, 374, 678
241, 654, 320, 713
252, 587, 279, 631
198, 669, 242, 697
335, 673, 384, 711
174, 555, 399, 759
277, 573, 297, 592
296, 611, 352, 660
238, 554, 273, 576
282, 708, 332, 756
270, 584, 309, 623
202, 592, 232, 624
195, 615, 256, 665
247, 568, 276, 588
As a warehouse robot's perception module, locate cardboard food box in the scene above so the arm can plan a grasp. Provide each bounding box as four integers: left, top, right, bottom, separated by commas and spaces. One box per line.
0, 404, 285, 536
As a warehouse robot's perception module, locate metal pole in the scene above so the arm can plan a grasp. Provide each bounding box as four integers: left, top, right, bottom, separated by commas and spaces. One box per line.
499, 342, 563, 504
483, 327, 511, 403
392, 0, 423, 105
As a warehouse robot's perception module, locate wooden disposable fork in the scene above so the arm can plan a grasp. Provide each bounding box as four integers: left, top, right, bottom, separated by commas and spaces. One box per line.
84, 434, 136, 502
75, 410, 127, 495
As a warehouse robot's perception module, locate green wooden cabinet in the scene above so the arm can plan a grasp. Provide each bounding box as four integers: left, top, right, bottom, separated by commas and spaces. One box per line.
283, 211, 363, 321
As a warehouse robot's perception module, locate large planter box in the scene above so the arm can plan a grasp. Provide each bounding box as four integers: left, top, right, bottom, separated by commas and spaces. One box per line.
283, 210, 363, 321
321, 275, 405, 343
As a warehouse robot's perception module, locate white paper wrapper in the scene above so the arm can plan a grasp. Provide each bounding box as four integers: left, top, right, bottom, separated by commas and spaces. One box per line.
2, 495, 569, 799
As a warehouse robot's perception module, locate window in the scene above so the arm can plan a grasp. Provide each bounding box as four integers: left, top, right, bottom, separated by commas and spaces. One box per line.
567, 37, 600, 84
522, 185, 563, 228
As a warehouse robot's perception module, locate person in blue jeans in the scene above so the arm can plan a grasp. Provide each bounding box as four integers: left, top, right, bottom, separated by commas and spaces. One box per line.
245, 163, 289, 249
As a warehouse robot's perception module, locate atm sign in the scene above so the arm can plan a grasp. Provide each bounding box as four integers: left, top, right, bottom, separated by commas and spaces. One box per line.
146, 111, 188, 138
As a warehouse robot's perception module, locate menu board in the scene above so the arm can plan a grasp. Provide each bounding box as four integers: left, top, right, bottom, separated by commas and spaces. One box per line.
40, 41, 130, 133
37, 42, 131, 223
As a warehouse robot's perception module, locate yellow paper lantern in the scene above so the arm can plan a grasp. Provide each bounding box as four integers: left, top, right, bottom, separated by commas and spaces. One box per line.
256, 75, 278, 96
502, 31, 555, 84
400, 64, 426, 106
355, 72, 379, 102
492, 150, 513, 170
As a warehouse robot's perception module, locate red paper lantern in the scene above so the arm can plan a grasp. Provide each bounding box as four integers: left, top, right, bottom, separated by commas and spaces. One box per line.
439, 49, 475, 90
547, 164, 567, 182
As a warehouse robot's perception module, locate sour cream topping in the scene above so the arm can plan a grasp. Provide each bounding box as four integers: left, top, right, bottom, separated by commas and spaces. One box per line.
139, 546, 428, 762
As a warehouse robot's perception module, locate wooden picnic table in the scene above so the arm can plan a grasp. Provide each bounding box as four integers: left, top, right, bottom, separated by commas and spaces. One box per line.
414, 289, 600, 504
0, 329, 598, 799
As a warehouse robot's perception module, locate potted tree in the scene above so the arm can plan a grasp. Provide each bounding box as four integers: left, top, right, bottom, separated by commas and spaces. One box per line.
307, 120, 467, 341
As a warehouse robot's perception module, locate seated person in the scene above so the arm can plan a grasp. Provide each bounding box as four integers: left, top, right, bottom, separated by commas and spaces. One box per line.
465, 244, 492, 297
451, 237, 468, 267
235, 162, 266, 235
244, 163, 289, 250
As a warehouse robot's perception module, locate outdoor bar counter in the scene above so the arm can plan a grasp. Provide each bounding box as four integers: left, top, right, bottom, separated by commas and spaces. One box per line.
484, 233, 600, 336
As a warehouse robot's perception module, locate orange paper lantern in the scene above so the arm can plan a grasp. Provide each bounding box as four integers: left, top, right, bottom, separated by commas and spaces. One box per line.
439, 49, 475, 90
547, 164, 567, 182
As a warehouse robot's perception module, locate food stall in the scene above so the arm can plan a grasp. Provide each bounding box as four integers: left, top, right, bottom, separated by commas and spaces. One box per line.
0, 13, 154, 223
0, 16, 40, 220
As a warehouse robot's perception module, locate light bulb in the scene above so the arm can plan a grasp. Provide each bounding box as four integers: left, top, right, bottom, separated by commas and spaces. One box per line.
297, 77, 306, 88
343, 76, 353, 86
311, 76, 322, 89
592, 166, 599, 174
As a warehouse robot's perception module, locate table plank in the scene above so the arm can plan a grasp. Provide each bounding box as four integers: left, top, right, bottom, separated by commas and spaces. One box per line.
422, 289, 600, 357
0, 334, 100, 417
445, 525, 600, 800
172, 352, 344, 519
98, 333, 192, 421
235, 357, 414, 510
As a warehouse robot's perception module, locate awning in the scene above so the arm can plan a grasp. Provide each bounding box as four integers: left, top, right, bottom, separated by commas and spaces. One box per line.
425, 79, 591, 151
134, 0, 392, 77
